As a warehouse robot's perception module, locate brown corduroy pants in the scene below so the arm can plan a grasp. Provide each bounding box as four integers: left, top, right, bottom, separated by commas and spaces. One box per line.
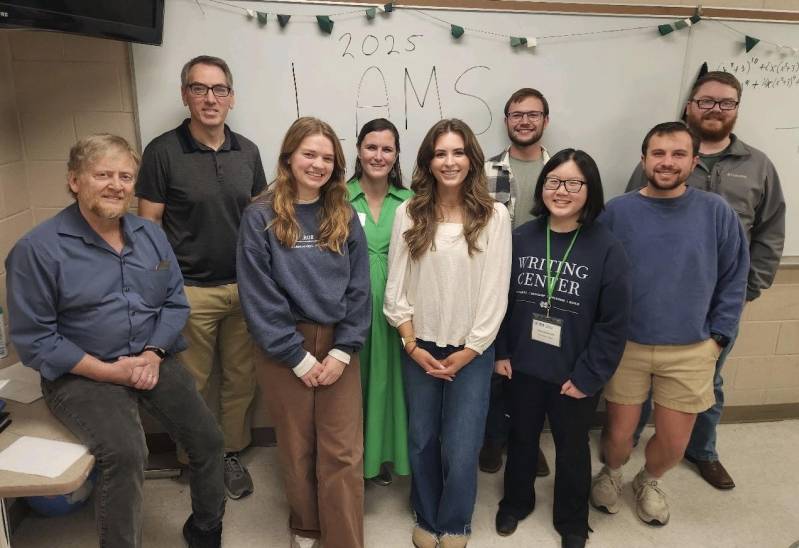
255, 323, 364, 548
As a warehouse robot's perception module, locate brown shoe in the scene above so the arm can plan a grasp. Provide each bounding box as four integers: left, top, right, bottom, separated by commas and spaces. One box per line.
479, 440, 504, 473
537, 447, 550, 477
685, 455, 735, 490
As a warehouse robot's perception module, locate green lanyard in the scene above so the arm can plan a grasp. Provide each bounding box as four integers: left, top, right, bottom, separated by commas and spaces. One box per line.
545, 221, 580, 316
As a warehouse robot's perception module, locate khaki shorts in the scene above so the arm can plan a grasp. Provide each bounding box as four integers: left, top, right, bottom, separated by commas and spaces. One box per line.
604, 340, 720, 414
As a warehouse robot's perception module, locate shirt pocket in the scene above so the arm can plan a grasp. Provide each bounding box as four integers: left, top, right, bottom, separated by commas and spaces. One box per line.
127, 269, 172, 308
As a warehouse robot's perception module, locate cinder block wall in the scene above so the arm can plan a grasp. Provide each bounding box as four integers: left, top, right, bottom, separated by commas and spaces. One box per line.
1, 11, 797, 422
725, 269, 799, 407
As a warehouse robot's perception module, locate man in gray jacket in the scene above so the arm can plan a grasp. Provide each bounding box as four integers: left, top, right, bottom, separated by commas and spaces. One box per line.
626, 71, 785, 490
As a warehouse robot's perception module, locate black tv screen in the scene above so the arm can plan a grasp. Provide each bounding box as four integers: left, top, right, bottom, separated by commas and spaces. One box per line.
0, 1, 165, 46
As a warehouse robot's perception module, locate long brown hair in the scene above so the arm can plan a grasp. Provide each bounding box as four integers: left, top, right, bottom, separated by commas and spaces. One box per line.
404, 119, 495, 260
259, 117, 351, 253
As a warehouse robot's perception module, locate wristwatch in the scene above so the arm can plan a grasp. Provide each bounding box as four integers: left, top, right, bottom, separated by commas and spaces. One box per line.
143, 346, 167, 359
709, 333, 730, 349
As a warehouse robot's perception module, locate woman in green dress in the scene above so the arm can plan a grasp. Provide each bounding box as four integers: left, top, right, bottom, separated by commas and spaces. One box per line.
347, 118, 412, 486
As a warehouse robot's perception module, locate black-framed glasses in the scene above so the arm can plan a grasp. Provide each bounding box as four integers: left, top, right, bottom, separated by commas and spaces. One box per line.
186, 83, 232, 97
690, 98, 739, 111
543, 176, 585, 193
507, 110, 544, 122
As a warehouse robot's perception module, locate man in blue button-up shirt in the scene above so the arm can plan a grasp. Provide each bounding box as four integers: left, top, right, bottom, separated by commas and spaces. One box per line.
5, 134, 225, 548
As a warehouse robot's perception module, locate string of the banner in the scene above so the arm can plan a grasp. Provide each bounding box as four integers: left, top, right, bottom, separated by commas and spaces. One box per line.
206, 0, 367, 19
709, 19, 799, 54
193, 0, 799, 56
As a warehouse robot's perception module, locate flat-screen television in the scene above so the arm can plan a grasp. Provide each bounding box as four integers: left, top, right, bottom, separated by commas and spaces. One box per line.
0, 1, 165, 46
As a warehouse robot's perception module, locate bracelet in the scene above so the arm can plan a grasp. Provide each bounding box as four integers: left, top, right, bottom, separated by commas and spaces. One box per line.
405, 341, 418, 355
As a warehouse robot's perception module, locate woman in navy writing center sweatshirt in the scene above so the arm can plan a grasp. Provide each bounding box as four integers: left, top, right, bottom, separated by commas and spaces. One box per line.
237, 117, 371, 548
492, 149, 631, 548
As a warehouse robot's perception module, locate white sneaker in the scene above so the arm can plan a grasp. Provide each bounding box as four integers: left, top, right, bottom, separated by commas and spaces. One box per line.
290, 534, 319, 548
632, 469, 670, 526
590, 465, 623, 514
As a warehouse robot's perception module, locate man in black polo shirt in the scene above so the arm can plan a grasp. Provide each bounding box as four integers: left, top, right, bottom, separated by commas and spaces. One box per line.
137, 55, 267, 499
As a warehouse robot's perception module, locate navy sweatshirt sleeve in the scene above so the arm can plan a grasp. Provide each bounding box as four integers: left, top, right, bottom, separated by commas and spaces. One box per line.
236, 204, 309, 368
332, 211, 372, 354
709, 206, 750, 339
570, 239, 631, 396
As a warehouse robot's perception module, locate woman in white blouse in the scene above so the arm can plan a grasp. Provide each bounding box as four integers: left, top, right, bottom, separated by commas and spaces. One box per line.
384, 118, 511, 548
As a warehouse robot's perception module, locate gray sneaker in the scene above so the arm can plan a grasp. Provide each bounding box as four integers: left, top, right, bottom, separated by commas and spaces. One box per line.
632, 469, 669, 526
590, 465, 623, 514
224, 452, 254, 499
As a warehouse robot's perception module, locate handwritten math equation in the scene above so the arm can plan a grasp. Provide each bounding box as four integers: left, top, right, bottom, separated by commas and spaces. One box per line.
717, 58, 799, 91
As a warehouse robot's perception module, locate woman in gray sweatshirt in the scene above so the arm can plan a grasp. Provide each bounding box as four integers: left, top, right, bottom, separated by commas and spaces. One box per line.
237, 117, 371, 548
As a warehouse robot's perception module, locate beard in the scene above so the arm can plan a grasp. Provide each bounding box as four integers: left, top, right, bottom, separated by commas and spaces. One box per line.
645, 169, 688, 191
508, 125, 544, 148
687, 110, 737, 142
86, 194, 132, 220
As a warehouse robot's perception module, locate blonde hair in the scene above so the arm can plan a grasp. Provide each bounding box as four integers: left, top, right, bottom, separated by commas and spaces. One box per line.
67, 134, 140, 199
404, 119, 494, 260
258, 117, 351, 253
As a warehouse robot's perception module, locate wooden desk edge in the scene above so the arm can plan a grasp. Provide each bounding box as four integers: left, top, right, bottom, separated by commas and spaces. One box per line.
0, 454, 95, 499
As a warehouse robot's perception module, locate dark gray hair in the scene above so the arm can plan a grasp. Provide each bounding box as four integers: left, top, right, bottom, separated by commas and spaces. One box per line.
180, 55, 233, 88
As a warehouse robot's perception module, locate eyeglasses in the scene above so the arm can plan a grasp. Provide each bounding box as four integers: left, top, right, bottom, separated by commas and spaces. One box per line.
543, 176, 585, 193
689, 98, 739, 111
507, 111, 545, 122
186, 83, 232, 98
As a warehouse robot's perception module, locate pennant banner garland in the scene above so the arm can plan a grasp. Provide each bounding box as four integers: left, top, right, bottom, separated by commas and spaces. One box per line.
208, 0, 799, 59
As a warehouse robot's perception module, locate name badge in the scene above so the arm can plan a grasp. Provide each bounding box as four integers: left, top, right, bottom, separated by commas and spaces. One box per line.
532, 313, 563, 347
357, 212, 367, 226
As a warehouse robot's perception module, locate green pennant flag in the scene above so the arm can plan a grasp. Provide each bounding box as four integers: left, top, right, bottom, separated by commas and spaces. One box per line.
366, 7, 376, 19
510, 36, 527, 48
317, 15, 334, 34
745, 35, 760, 52
690, 14, 701, 24
674, 19, 687, 30
451, 25, 465, 39
658, 24, 674, 36
277, 14, 291, 28
384, 3, 395, 12
257, 12, 267, 25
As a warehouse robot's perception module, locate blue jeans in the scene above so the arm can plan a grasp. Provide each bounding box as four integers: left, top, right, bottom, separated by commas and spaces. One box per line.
42, 357, 226, 548
633, 329, 738, 460
403, 341, 494, 536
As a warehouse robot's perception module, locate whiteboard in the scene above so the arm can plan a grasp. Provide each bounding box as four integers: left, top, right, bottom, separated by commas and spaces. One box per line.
133, 0, 796, 255
685, 20, 799, 256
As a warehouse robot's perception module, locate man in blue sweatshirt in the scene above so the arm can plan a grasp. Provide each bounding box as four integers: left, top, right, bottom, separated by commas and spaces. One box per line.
627, 72, 785, 490
591, 122, 748, 527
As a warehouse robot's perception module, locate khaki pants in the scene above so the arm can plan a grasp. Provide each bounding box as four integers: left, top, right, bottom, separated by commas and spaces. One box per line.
256, 323, 364, 548
180, 283, 255, 452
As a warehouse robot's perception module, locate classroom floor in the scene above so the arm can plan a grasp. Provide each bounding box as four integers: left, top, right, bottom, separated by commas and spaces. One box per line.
11, 420, 799, 548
